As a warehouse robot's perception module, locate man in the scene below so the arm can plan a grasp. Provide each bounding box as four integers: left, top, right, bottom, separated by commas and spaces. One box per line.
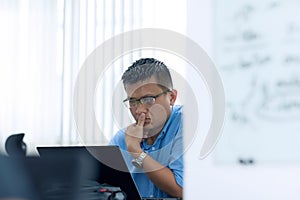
110, 58, 183, 198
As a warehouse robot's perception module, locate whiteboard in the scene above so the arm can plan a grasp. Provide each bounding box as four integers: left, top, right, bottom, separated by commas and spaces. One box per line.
214, 0, 300, 164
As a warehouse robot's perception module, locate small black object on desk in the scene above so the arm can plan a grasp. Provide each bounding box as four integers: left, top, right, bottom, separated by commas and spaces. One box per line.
5, 133, 27, 157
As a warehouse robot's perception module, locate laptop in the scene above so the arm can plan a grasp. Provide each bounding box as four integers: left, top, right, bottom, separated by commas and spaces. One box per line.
37, 145, 179, 200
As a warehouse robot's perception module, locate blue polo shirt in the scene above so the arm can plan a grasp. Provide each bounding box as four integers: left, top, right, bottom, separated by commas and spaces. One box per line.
109, 105, 183, 198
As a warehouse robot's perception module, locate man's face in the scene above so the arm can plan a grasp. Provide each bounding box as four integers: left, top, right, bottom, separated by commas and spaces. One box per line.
125, 76, 177, 138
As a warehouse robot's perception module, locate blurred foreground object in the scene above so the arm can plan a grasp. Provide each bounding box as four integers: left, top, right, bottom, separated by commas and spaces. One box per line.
0, 155, 38, 200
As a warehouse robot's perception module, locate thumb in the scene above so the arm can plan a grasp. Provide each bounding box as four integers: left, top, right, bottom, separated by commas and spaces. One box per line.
137, 113, 145, 127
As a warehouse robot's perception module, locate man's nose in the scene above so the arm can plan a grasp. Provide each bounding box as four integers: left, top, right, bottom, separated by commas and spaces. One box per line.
135, 102, 147, 114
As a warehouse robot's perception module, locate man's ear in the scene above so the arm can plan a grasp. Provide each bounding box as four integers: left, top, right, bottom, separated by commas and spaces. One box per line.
169, 89, 177, 106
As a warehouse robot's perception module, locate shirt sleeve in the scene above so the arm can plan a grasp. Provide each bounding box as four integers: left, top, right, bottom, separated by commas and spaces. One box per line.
109, 129, 127, 150
109, 134, 118, 145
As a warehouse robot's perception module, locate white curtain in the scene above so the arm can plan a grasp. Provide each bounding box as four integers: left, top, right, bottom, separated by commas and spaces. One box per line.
0, 0, 61, 153
0, 0, 186, 154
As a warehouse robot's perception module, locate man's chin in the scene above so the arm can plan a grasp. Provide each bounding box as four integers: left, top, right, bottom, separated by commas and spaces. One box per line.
142, 130, 159, 139
142, 133, 154, 139
143, 124, 164, 135
143, 122, 151, 129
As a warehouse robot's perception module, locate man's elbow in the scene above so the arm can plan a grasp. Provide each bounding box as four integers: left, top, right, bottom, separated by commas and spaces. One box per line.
170, 186, 183, 199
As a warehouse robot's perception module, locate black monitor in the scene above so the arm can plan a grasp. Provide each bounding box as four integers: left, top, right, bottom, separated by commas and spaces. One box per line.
37, 145, 142, 200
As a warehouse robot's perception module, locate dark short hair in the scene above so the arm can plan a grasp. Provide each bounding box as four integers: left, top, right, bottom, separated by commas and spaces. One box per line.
121, 58, 173, 90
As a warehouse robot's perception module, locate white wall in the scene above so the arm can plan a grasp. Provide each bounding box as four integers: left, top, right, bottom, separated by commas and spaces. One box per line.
185, 0, 300, 199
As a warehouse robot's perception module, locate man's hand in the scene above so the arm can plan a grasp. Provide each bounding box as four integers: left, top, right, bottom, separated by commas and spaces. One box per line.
125, 113, 145, 157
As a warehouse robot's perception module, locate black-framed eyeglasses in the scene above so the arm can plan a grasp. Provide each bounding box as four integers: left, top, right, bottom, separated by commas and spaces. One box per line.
123, 89, 170, 108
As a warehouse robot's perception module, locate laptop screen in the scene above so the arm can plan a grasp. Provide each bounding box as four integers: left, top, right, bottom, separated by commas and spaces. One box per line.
37, 145, 143, 200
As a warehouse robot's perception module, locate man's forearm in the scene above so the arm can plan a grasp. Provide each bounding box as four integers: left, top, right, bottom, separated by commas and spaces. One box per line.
142, 154, 183, 198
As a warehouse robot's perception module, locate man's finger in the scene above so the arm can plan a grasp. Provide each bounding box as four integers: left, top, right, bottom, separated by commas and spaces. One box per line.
137, 113, 145, 127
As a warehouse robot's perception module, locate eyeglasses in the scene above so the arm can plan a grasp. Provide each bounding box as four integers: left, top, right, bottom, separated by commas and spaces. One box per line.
123, 90, 170, 108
